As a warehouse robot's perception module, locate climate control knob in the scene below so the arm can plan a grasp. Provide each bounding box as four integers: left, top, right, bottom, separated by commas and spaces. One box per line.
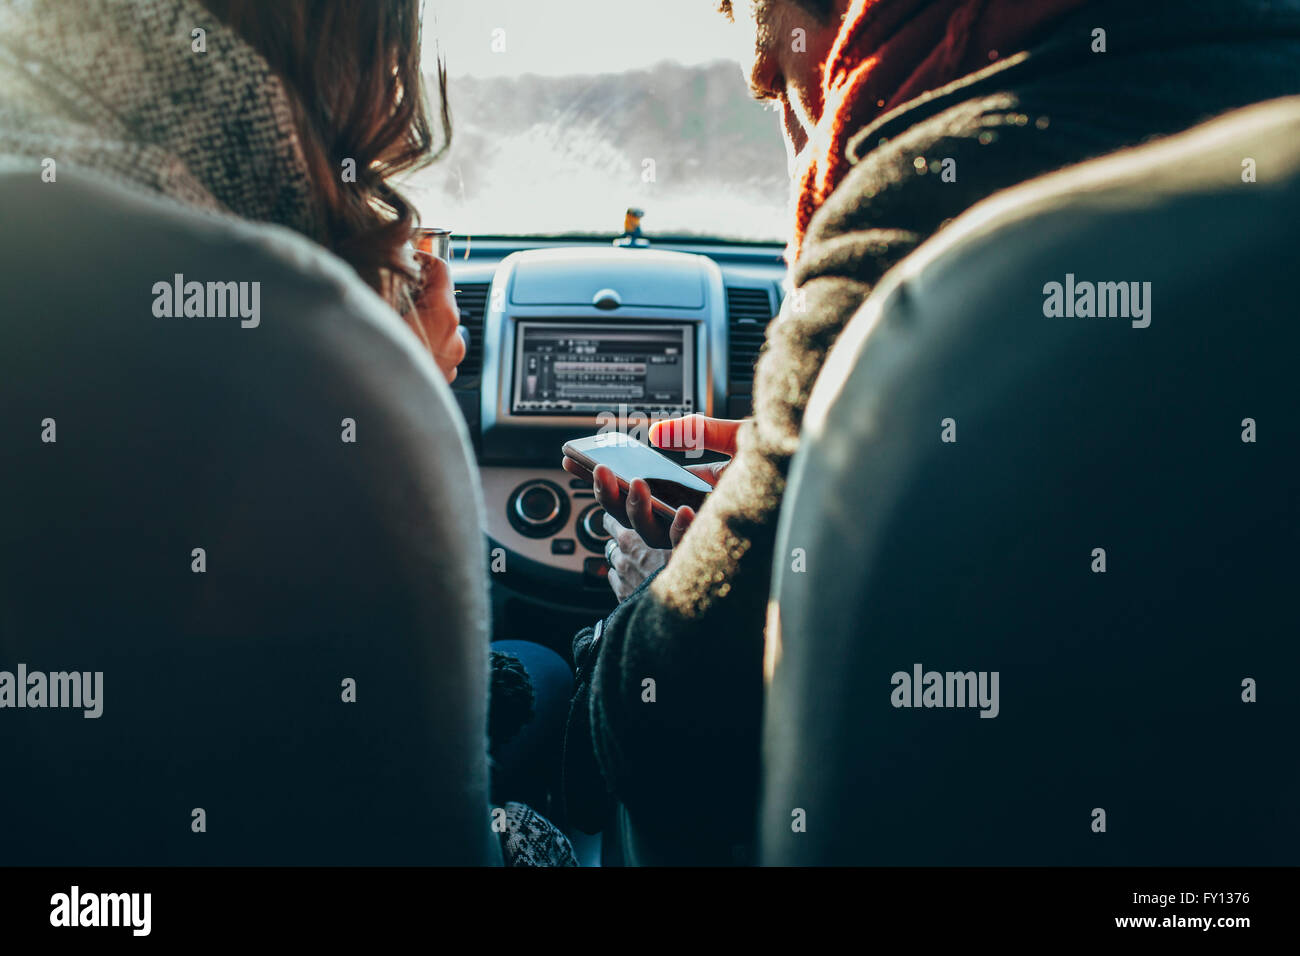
576, 503, 612, 554
507, 480, 569, 538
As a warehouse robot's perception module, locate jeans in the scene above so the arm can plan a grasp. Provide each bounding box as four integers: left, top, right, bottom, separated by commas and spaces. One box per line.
490, 640, 574, 812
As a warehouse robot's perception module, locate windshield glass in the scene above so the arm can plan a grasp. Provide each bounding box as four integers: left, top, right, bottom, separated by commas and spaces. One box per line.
407, 0, 789, 242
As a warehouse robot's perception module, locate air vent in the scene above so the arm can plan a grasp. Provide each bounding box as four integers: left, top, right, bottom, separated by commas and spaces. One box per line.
454, 282, 490, 386
726, 286, 775, 392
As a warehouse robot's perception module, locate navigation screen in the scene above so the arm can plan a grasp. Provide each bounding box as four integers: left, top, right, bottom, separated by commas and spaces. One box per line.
512, 323, 694, 416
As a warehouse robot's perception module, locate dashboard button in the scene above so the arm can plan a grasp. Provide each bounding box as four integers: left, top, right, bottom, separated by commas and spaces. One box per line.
551, 538, 576, 555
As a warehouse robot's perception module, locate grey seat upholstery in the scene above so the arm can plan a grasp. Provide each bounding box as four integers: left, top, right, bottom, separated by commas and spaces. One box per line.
762, 98, 1300, 866
0, 165, 499, 865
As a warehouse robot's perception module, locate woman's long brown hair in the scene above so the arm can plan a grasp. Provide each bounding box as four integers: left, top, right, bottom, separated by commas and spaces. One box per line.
201, 0, 450, 312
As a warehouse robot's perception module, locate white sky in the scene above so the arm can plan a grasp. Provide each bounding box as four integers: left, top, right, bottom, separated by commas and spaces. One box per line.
424, 0, 747, 77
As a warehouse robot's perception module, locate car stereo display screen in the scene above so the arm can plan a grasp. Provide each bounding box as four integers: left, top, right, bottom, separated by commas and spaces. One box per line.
512, 323, 693, 415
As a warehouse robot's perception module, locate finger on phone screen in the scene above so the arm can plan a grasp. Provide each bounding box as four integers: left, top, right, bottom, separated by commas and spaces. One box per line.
649, 415, 743, 457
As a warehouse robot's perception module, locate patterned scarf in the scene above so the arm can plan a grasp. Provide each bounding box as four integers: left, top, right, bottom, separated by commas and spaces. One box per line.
0, 0, 324, 242
791, 0, 1089, 261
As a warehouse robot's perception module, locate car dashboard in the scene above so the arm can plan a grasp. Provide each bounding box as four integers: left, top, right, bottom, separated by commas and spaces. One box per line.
447, 237, 786, 626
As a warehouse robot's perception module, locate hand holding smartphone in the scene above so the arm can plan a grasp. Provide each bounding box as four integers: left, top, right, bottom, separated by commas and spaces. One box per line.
562, 433, 713, 524
562, 416, 744, 551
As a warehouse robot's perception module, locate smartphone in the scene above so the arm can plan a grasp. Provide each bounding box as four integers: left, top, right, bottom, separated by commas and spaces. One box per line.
563, 433, 712, 522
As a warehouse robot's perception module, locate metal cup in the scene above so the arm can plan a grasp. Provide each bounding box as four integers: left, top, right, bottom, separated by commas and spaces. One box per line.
411, 227, 470, 356
413, 226, 453, 263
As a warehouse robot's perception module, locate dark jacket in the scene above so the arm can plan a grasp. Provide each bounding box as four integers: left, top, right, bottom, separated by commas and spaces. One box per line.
567, 0, 1300, 863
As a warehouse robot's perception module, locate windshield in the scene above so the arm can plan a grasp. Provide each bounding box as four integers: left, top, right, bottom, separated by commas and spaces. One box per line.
406, 0, 789, 243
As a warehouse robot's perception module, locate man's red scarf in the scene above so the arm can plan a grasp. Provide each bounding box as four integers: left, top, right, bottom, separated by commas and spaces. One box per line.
790, 0, 1088, 262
